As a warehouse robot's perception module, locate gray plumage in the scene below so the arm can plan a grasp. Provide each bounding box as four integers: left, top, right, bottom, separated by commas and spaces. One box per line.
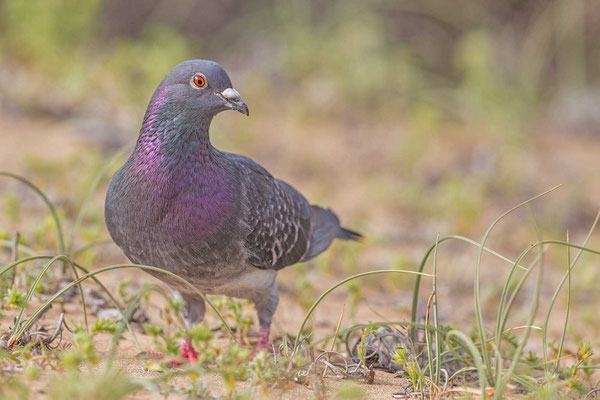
105, 60, 361, 345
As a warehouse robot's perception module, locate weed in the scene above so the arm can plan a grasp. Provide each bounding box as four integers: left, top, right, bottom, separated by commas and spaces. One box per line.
1, 165, 600, 399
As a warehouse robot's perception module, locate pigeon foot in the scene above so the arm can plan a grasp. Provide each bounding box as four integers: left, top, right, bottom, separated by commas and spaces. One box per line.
179, 337, 199, 363
250, 326, 272, 359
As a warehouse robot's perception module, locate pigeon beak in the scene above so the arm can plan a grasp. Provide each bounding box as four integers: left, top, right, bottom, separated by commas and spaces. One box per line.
218, 88, 249, 116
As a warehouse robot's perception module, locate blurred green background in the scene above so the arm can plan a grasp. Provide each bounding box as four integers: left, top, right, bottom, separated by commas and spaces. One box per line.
1, 0, 599, 277
2, 0, 598, 125
2, 4, 600, 397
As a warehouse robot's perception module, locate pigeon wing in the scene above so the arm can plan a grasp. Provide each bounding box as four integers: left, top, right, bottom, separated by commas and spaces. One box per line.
229, 153, 312, 270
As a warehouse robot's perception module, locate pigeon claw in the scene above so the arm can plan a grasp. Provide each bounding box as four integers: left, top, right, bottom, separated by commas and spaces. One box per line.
250, 326, 273, 360
179, 337, 199, 363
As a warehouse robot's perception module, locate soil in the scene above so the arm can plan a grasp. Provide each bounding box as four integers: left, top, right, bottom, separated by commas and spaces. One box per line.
2, 110, 600, 398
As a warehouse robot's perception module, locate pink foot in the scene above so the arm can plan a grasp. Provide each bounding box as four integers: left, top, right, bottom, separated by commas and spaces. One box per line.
250, 326, 272, 359
136, 339, 199, 367
179, 337, 199, 363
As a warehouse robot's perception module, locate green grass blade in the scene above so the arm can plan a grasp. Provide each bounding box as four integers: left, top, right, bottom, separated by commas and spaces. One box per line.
497, 240, 600, 340
9, 255, 89, 337
8, 263, 236, 347
66, 145, 130, 254
410, 234, 530, 342
1, 254, 142, 351
293, 269, 434, 353
494, 206, 544, 376
554, 232, 572, 373
0, 240, 38, 257
104, 283, 155, 369
473, 185, 561, 381
494, 241, 545, 399
0, 171, 65, 254
432, 233, 441, 386
424, 291, 434, 389
491, 240, 600, 397
495, 255, 539, 343
542, 211, 599, 374
71, 239, 113, 257
446, 330, 488, 397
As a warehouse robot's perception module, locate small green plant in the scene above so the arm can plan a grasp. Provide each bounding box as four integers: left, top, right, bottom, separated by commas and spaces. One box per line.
143, 323, 179, 357
392, 344, 427, 393
356, 326, 377, 368
1, 159, 600, 399
91, 318, 118, 334
61, 325, 98, 370
221, 297, 254, 343
3, 284, 27, 309
215, 344, 251, 398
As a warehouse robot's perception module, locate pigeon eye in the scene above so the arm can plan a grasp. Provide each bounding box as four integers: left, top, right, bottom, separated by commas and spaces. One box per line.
191, 74, 206, 88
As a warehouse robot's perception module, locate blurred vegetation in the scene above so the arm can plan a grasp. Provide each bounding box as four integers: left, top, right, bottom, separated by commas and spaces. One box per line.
1, 0, 599, 245
0, 0, 597, 125
0, 0, 597, 253
1, 2, 600, 397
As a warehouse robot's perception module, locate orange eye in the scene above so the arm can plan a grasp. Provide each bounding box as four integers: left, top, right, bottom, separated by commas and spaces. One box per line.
192, 74, 206, 88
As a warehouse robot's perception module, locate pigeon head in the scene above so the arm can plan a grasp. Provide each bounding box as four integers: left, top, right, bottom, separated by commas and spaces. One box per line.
152, 60, 249, 119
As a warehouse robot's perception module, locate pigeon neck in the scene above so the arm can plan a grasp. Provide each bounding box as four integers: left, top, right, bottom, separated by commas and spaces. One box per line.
137, 114, 214, 157
135, 91, 216, 161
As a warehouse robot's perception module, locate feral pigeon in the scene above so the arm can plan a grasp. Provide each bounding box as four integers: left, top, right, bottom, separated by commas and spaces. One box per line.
105, 60, 361, 353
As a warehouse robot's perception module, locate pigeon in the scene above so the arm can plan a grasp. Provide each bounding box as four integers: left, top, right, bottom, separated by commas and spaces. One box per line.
105, 60, 361, 355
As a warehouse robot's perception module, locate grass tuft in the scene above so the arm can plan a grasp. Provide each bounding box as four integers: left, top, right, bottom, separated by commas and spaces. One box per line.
1, 170, 599, 398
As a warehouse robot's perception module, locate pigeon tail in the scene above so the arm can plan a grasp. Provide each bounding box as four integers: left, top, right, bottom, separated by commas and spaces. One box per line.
302, 206, 362, 261
337, 227, 363, 241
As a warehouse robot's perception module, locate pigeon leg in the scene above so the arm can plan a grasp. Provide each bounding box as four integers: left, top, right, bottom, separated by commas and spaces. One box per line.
256, 326, 271, 349
180, 291, 206, 328
178, 291, 206, 363
250, 326, 273, 360
250, 283, 279, 355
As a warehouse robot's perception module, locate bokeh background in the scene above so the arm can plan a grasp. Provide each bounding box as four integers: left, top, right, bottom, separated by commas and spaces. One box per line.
1, 0, 600, 345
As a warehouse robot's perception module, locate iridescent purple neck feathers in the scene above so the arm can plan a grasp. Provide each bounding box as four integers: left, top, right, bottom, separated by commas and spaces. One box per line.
131, 85, 222, 176
116, 85, 239, 240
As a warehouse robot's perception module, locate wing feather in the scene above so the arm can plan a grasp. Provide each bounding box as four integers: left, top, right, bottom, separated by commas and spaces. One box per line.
229, 153, 312, 270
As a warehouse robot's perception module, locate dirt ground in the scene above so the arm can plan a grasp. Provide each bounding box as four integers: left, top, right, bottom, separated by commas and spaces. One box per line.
2, 110, 600, 398
0, 112, 415, 398
7, 265, 414, 399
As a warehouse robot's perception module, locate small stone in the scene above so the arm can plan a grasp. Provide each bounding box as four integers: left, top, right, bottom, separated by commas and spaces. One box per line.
96, 308, 122, 321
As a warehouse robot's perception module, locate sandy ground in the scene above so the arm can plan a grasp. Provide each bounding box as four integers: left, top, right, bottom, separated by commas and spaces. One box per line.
0, 112, 428, 398
2, 110, 600, 398
9, 267, 413, 399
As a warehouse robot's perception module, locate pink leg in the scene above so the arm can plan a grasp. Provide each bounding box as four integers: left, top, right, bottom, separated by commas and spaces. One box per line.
179, 337, 199, 363
250, 326, 272, 359
257, 326, 271, 349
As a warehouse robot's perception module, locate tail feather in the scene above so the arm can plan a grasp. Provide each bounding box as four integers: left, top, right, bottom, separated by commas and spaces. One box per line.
337, 227, 363, 241
301, 206, 363, 262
